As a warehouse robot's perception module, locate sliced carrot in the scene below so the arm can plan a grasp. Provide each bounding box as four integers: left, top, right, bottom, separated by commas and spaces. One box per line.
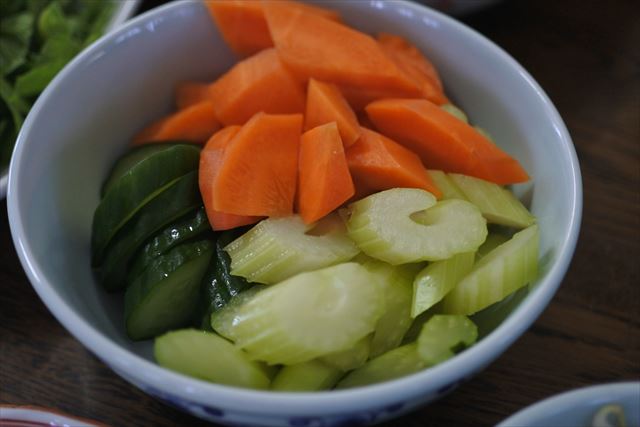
205, 0, 340, 57
209, 48, 306, 126
199, 126, 262, 230
213, 112, 303, 216
339, 85, 418, 112
133, 101, 220, 145
175, 82, 212, 110
377, 33, 448, 105
365, 99, 529, 184
263, 2, 420, 95
305, 79, 361, 148
298, 122, 355, 223
346, 127, 441, 198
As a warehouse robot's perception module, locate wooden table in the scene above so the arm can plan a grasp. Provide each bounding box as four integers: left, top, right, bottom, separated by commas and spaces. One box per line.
2, 0, 638, 425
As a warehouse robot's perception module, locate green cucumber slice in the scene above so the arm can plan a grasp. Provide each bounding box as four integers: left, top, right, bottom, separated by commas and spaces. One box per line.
154, 329, 269, 390
125, 239, 214, 340
230, 263, 384, 365
442, 225, 539, 315
336, 343, 426, 389
347, 188, 487, 264
127, 207, 211, 283
271, 360, 342, 392
99, 171, 202, 291
448, 173, 536, 228
320, 335, 371, 371
101, 143, 192, 198
92, 144, 200, 266
416, 314, 477, 365
426, 170, 466, 200
225, 214, 359, 284
411, 252, 475, 318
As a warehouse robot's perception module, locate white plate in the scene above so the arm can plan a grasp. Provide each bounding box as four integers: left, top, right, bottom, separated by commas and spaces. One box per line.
0, 405, 104, 427
0, 0, 140, 200
498, 382, 640, 427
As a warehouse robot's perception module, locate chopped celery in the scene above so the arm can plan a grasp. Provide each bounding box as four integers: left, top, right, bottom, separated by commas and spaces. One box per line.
230, 263, 384, 365
440, 104, 468, 123
347, 188, 487, 264
320, 335, 371, 371
336, 343, 426, 389
271, 360, 342, 392
154, 329, 270, 390
210, 287, 263, 341
449, 173, 535, 228
416, 315, 477, 365
411, 252, 475, 318
225, 214, 359, 284
427, 170, 467, 200
476, 233, 510, 260
442, 225, 539, 315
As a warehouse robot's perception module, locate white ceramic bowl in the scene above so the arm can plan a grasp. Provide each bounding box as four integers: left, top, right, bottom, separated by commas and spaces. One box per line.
7, 1, 582, 426
0, 0, 140, 200
498, 382, 640, 427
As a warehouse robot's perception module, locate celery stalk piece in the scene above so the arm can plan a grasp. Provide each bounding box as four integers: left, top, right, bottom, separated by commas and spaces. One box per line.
427, 169, 467, 200
320, 335, 371, 371
271, 360, 342, 392
440, 104, 469, 123
411, 252, 475, 318
225, 214, 359, 284
442, 225, 539, 315
347, 188, 487, 265
449, 173, 536, 228
416, 314, 478, 365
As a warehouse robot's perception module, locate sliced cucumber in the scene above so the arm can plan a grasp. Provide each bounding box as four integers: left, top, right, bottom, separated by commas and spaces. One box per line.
336, 343, 426, 389
98, 171, 202, 291
101, 143, 191, 197
225, 214, 359, 284
320, 335, 371, 371
231, 263, 384, 365
210, 287, 262, 341
442, 225, 539, 315
154, 329, 270, 390
448, 173, 535, 228
127, 207, 211, 283
271, 360, 343, 392
125, 239, 213, 340
440, 104, 468, 123
476, 233, 509, 261
359, 257, 423, 358
347, 188, 487, 264
411, 252, 475, 318
416, 314, 477, 365
92, 144, 200, 266
426, 170, 466, 200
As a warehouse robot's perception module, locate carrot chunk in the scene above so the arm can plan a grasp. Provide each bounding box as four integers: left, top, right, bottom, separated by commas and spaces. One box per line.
304, 79, 361, 148
209, 48, 306, 126
175, 82, 212, 110
365, 99, 529, 184
298, 122, 355, 223
346, 127, 441, 198
133, 101, 220, 144
213, 112, 303, 216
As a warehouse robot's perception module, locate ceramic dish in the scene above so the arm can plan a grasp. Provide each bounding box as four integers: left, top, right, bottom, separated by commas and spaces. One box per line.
7, 1, 581, 425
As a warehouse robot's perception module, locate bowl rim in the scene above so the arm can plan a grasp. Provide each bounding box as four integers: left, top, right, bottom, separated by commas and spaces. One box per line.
7, 0, 583, 416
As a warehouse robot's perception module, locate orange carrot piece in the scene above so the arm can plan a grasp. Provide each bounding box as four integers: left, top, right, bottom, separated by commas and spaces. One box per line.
205, 0, 340, 57
213, 112, 303, 216
209, 48, 306, 126
377, 33, 448, 105
133, 101, 220, 145
365, 99, 530, 184
263, 2, 420, 95
305, 79, 361, 148
346, 128, 441, 198
199, 126, 262, 230
298, 122, 355, 223
176, 82, 212, 110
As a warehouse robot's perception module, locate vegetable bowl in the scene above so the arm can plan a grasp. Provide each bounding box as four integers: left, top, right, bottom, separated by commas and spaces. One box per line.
7, 1, 581, 426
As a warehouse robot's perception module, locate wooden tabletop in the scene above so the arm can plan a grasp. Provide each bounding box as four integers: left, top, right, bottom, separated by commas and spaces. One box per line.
1, 0, 638, 426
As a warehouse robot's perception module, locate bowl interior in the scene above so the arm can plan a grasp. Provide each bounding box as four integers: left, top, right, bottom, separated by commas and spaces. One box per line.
9, 0, 579, 413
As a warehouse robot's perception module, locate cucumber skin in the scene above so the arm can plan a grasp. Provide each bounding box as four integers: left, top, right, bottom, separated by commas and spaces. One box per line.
92, 144, 201, 266
125, 240, 214, 341
98, 171, 202, 292
127, 206, 212, 284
